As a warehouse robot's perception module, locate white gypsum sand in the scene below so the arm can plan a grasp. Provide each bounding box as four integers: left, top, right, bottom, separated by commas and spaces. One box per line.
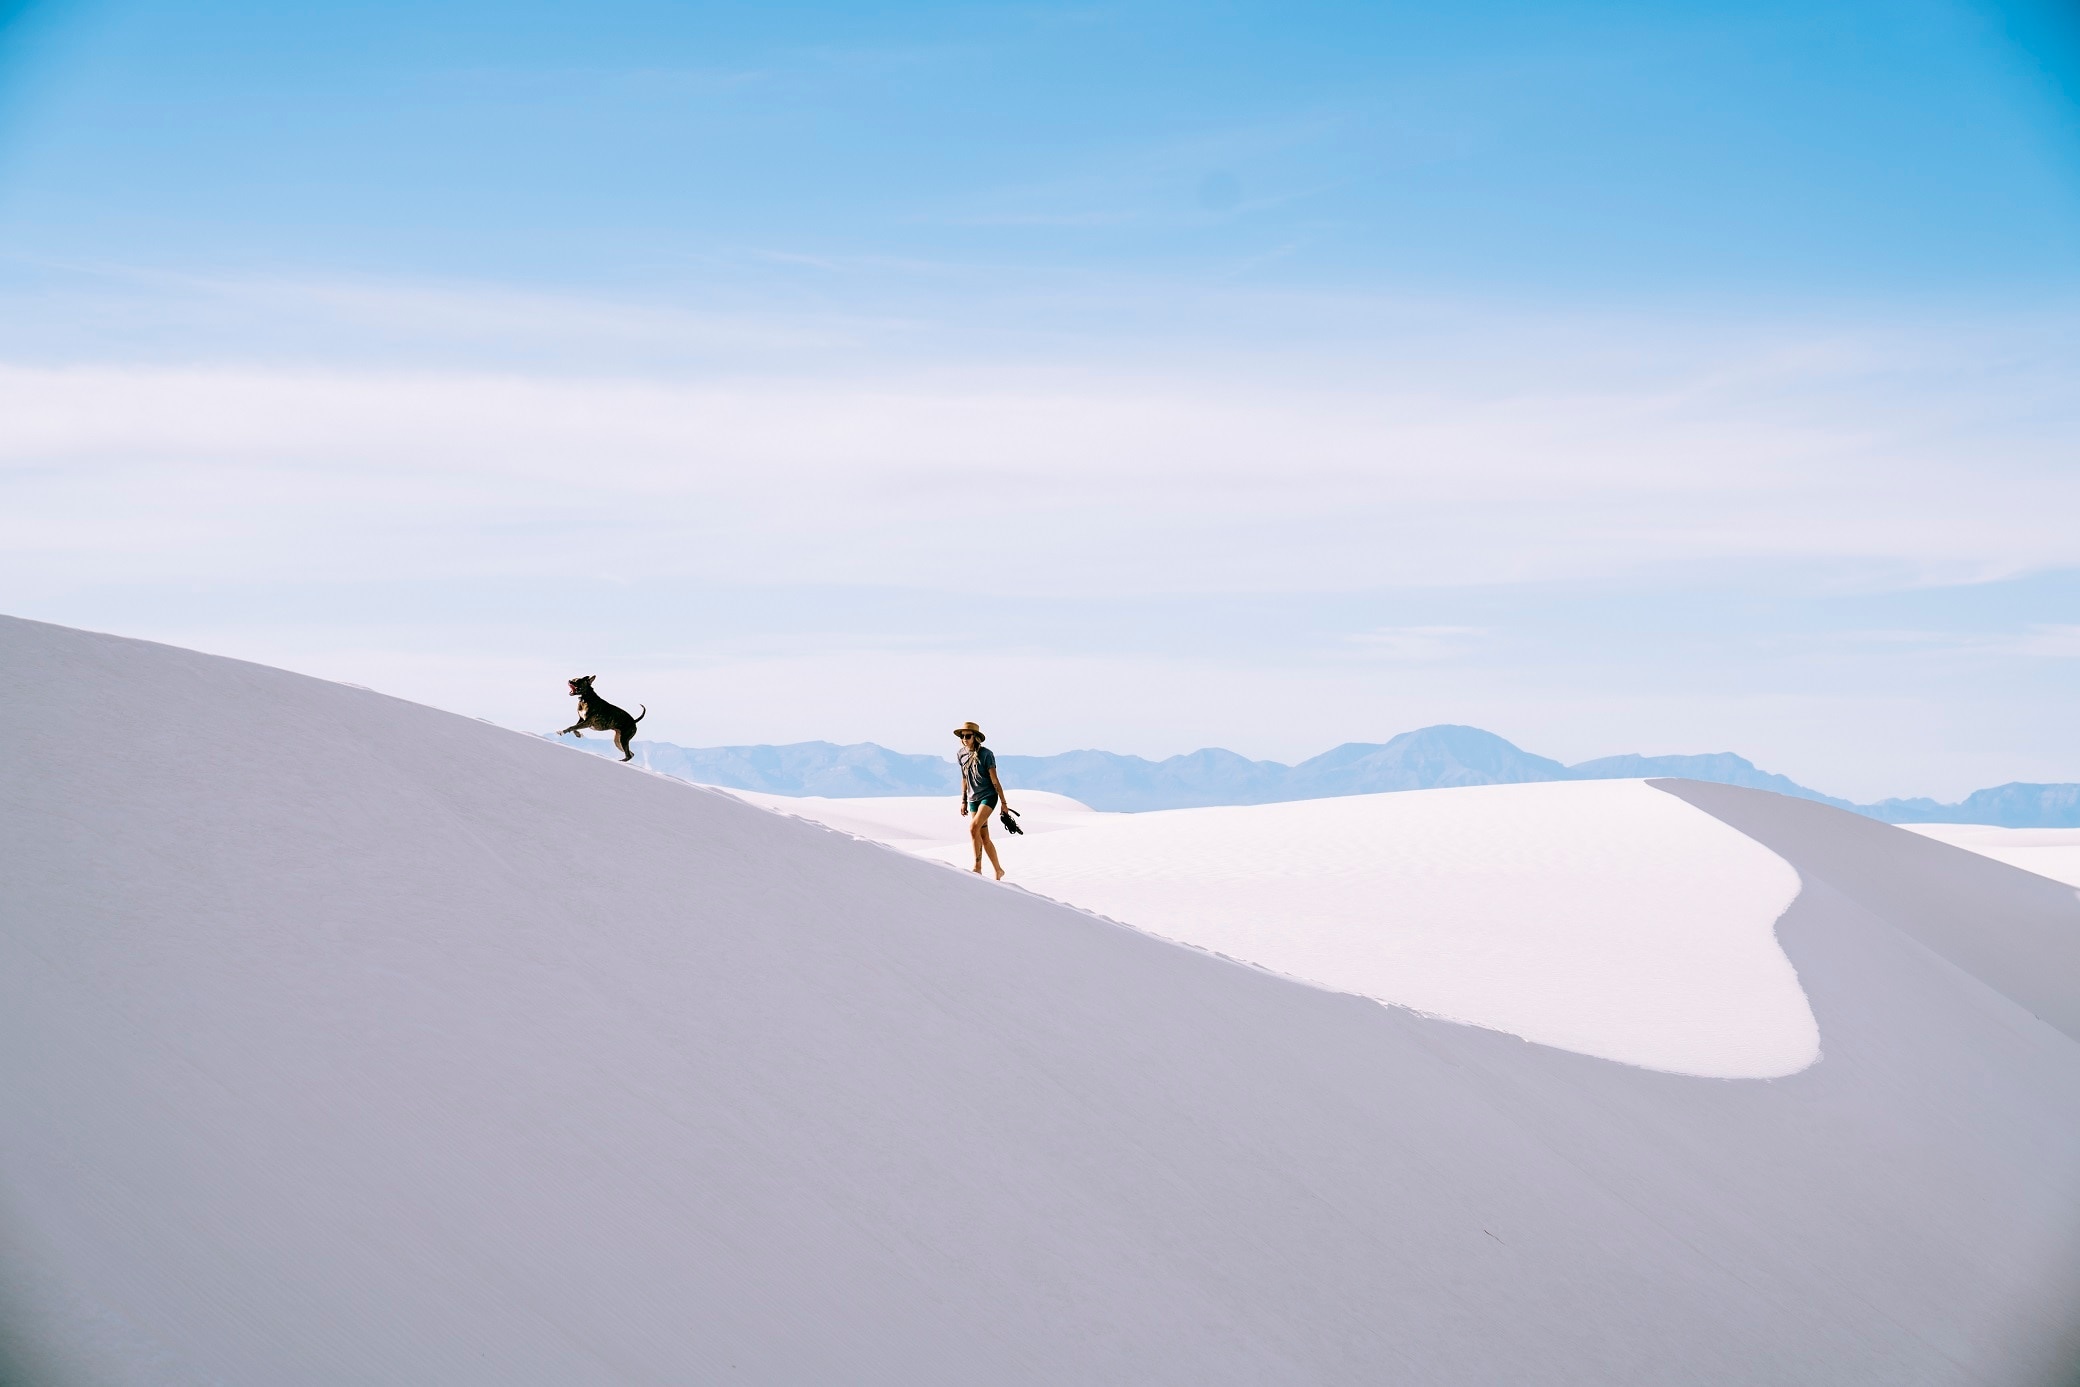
8, 615, 2080, 1387
727, 787, 1103, 844
728, 780, 1813, 1078
1900, 824, 2080, 890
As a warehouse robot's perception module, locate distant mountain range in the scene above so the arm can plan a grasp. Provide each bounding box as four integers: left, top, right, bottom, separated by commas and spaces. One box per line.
553, 724, 2080, 828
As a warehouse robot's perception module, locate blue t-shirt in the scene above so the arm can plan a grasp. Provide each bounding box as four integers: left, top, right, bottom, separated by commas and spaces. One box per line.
960, 744, 997, 803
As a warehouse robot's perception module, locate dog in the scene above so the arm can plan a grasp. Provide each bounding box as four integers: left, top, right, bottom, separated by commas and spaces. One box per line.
561, 676, 646, 761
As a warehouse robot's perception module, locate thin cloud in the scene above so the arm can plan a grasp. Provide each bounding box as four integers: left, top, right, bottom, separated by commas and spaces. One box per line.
1344, 626, 1487, 662
5, 299, 2077, 600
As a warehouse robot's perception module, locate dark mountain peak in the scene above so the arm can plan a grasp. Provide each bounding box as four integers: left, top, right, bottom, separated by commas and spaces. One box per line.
1573, 750, 1763, 778
1165, 746, 1286, 773
1291, 725, 1568, 793
1867, 782, 2080, 827
994, 745, 1288, 811
1390, 722, 1526, 747
1566, 751, 1853, 809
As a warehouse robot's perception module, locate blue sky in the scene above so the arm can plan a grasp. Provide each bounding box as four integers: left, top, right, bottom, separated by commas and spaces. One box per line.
2, 0, 2077, 798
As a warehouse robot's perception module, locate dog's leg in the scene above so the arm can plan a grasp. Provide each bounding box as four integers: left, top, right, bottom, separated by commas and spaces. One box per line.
615, 727, 634, 761
560, 723, 584, 737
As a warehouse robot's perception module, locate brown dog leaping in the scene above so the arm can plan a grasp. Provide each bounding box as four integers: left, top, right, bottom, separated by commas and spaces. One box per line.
561, 675, 647, 761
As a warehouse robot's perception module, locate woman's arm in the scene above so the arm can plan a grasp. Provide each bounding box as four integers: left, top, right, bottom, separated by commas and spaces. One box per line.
989, 759, 1009, 811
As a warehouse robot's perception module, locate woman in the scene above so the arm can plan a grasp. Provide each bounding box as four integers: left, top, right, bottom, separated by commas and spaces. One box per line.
954, 721, 1011, 880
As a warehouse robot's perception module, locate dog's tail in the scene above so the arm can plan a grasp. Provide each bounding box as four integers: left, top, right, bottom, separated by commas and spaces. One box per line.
635, 704, 647, 723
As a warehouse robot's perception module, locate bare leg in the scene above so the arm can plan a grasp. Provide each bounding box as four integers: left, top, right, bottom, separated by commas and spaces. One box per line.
969, 805, 1004, 880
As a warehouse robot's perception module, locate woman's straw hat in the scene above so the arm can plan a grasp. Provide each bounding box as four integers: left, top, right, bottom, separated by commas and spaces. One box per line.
952, 721, 986, 742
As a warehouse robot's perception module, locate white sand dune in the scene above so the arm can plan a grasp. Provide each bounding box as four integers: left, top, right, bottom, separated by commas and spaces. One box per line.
1902, 824, 2080, 890
734, 782, 1813, 1077
728, 786, 1105, 843
6, 615, 2080, 1386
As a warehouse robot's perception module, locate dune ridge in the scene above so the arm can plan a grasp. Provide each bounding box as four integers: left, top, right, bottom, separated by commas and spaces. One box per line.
732, 781, 1817, 1077
5, 614, 2080, 1385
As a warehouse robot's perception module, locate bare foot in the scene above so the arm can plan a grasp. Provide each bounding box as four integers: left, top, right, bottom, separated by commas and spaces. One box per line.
972, 863, 983, 874
993, 866, 1005, 881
